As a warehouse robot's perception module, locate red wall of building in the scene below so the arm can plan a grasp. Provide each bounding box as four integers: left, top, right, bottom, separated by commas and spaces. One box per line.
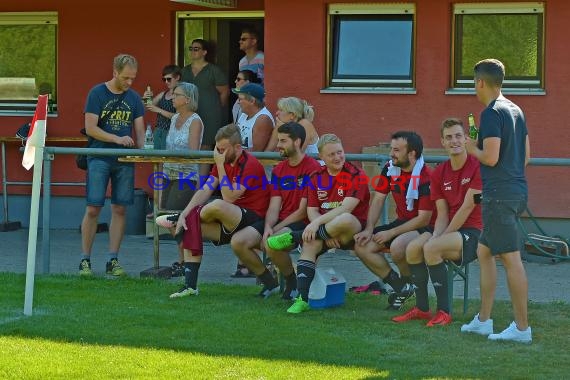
0, 0, 568, 218
263, 0, 570, 218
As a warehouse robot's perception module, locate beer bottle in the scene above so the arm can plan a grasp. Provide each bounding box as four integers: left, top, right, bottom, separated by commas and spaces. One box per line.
468, 113, 478, 140
144, 85, 153, 105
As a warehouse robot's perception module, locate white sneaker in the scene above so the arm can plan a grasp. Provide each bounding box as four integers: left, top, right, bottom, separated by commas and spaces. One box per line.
488, 321, 532, 344
169, 286, 199, 298
460, 313, 494, 336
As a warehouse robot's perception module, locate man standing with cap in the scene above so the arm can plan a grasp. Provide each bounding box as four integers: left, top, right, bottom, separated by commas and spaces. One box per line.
233, 83, 274, 152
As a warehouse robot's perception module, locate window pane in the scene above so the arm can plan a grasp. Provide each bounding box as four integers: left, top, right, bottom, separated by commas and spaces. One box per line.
332, 15, 413, 85
0, 24, 57, 101
456, 13, 542, 86
0, 13, 57, 114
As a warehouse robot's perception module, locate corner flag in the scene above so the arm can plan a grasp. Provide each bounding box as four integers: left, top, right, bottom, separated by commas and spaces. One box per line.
22, 94, 49, 170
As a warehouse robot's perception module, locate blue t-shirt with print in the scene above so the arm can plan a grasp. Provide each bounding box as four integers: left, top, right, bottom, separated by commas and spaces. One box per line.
84, 83, 144, 161
477, 96, 528, 198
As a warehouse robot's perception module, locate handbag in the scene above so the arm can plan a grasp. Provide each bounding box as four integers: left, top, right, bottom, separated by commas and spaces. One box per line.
76, 91, 127, 170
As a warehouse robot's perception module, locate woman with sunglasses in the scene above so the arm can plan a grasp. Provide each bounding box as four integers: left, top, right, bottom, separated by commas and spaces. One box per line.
181, 39, 230, 176
232, 69, 259, 124
144, 65, 181, 150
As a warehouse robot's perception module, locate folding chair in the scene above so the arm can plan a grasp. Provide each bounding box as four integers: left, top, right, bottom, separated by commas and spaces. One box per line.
446, 260, 470, 316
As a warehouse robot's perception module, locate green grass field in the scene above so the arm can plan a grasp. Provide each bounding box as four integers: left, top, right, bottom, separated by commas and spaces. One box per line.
1, 273, 567, 379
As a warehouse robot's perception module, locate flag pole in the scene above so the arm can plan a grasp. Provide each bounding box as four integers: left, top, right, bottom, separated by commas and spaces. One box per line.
24, 144, 44, 316
23, 95, 48, 316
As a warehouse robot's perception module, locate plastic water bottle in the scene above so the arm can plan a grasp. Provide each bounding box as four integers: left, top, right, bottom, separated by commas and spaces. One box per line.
144, 124, 154, 149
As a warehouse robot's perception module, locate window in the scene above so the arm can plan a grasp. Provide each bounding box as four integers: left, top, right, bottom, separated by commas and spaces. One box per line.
452, 3, 544, 92
0, 12, 57, 115
325, 3, 415, 93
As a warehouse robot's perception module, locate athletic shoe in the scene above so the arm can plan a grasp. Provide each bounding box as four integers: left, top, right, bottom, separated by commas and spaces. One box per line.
386, 283, 415, 310
287, 296, 310, 314
171, 262, 184, 277
460, 313, 493, 336
156, 213, 180, 229
257, 285, 279, 299
169, 286, 199, 298
392, 306, 432, 323
426, 310, 453, 327
267, 232, 294, 251
78, 259, 93, 277
105, 258, 126, 276
281, 286, 299, 301
488, 321, 532, 344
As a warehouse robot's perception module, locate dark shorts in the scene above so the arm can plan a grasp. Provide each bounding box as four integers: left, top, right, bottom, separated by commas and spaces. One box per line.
315, 219, 366, 257
372, 219, 432, 248
480, 197, 526, 255
213, 207, 264, 246
252, 219, 308, 236
454, 227, 481, 266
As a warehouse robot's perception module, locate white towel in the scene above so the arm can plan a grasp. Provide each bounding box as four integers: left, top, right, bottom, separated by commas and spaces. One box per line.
386, 155, 425, 211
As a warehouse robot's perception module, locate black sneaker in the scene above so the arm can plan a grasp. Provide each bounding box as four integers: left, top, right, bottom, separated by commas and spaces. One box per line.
386, 283, 415, 310
105, 258, 126, 276
257, 285, 279, 299
281, 286, 299, 301
79, 259, 92, 277
171, 262, 184, 277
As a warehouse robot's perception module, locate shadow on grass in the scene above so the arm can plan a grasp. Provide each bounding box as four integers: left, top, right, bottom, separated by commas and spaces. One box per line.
1, 273, 568, 379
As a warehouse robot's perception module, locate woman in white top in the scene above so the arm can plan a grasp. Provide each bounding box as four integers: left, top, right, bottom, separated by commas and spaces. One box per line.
156, 82, 204, 275
265, 97, 320, 155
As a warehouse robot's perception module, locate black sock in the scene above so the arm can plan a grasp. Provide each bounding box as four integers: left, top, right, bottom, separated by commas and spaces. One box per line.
428, 262, 449, 313
290, 230, 303, 246
401, 275, 411, 285
409, 263, 430, 312
296, 260, 316, 301
258, 268, 278, 289
284, 272, 297, 290
317, 224, 332, 241
382, 269, 406, 293
184, 262, 201, 289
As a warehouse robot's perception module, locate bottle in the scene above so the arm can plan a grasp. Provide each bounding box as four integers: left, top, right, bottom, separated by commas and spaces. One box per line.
144, 85, 153, 105
468, 113, 478, 140
144, 124, 154, 149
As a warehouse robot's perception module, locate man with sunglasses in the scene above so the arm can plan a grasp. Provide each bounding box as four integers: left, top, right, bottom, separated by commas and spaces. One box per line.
238, 27, 264, 83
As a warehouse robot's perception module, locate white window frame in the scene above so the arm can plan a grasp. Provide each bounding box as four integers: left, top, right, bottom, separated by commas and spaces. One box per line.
322, 3, 416, 94
0, 12, 58, 116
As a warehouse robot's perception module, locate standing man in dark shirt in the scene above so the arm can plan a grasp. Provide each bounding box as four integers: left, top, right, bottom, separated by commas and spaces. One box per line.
462, 58, 532, 343
79, 54, 145, 277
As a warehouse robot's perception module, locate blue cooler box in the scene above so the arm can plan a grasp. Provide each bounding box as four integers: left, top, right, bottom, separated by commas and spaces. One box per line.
308, 267, 346, 309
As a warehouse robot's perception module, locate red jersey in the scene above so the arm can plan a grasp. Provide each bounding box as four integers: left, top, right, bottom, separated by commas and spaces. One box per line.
430, 155, 482, 230
210, 150, 269, 218
271, 155, 322, 220
307, 162, 370, 225
377, 163, 435, 222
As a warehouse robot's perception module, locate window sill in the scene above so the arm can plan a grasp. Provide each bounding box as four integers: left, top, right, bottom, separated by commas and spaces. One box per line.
445, 88, 546, 96
320, 87, 416, 95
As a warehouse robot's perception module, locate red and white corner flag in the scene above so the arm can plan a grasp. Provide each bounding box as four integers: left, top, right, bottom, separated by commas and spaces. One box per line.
22, 94, 49, 170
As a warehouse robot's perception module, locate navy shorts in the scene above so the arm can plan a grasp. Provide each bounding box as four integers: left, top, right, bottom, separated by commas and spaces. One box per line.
453, 227, 481, 266
372, 219, 432, 248
213, 207, 263, 246
480, 197, 526, 255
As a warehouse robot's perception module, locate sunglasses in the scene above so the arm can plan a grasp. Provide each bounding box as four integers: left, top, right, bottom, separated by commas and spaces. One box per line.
239, 37, 251, 42
235, 77, 245, 82
189, 47, 202, 51
162, 77, 173, 82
